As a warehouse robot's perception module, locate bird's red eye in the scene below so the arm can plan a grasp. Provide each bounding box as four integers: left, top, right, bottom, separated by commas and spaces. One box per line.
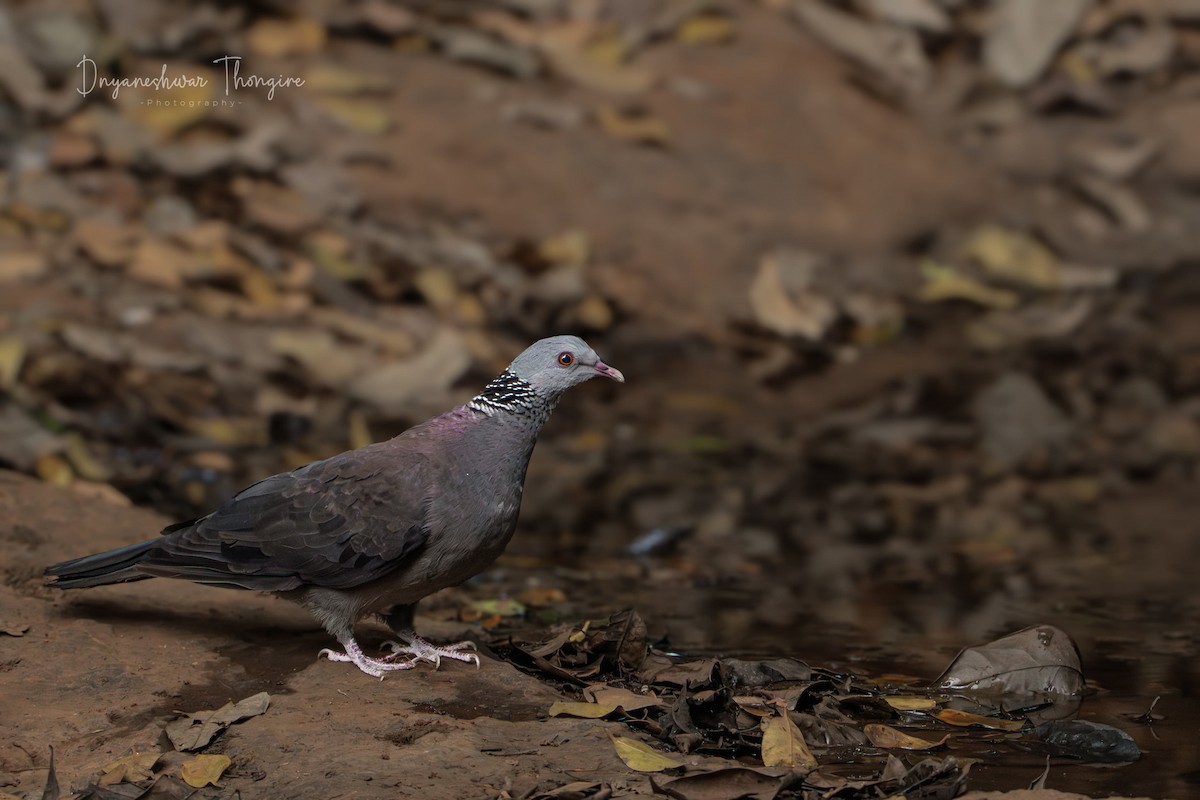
557, 351, 574, 366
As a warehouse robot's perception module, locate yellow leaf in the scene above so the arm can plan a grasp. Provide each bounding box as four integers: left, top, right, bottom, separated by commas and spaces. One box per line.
247, 17, 326, 58
538, 229, 590, 267
933, 708, 1025, 731
595, 107, 670, 145
962, 225, 1061, 290
761, 714, 818, 769
864, 723, 950, 750
466, 598, 526, 617
677, 14, 735, 45
549, 701, 619, 719
540, 40, 655, 95
0, 336, 26, 388
303, 65, 390, 94
35, 454, 73, 487
64, 432, 111, 482
181, 754, 232, 788
609, 735, 684, 772
882, 696, 940, 711
99, 749, 161, 785
119, 63, 215, 138
918, 260, 1019, 309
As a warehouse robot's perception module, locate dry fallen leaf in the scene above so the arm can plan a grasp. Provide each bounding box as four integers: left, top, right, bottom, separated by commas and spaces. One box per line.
677, 14, 735, 44
882, 696, 940, 712
516, 587, 567, 607
749, 249, 837, 339
961, 225, 1062, 290
933, 708, 1025, 731
864, 723, 950, 751
247, 17, 326, 58
99, 749, 161, 785
181, 754, 232, 788
918, 261, 1019, 310
584, 686, 663, 711
609, 735, 685, 772
761, 713, 818, 769
0, 336, 26, 388
595, 106, 670, 146
166, 692, 271, 751
548, 701, 620, 719
540, 39, 655, 95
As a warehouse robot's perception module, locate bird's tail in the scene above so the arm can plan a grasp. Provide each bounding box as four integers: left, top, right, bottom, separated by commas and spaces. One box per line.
44, 540, 159, 588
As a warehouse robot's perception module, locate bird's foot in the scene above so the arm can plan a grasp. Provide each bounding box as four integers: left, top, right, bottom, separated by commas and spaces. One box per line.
381, 636, 480, 670
318, 638, 417, 680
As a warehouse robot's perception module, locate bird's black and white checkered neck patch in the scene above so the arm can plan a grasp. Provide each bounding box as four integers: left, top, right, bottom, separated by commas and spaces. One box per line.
468, 370, 546, 417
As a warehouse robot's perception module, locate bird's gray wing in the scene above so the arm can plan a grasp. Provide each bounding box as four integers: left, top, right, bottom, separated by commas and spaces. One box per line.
139, 446, 435, 591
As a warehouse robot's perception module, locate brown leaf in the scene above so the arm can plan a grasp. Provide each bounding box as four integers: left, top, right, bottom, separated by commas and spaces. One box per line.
935, 625, 1083, 696
0, 250, 47, 283
864, 723, 949, 750
548, 701, 619, 719
584, 685, 663, 711
166, 692, 271, 751
99, 749, 162, 785
932, 708, 1025, 731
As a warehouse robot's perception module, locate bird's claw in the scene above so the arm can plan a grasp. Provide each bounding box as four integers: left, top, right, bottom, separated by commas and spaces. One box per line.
319, 646, 416, 679
381, 638, 481, 670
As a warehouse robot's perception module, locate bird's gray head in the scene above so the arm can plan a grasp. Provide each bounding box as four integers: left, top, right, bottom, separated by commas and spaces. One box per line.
468, 335, 622, 418
507, 335, 624, 399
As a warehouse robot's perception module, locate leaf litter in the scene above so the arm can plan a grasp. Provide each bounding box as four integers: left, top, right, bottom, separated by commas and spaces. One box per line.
491, 613, 1130, 798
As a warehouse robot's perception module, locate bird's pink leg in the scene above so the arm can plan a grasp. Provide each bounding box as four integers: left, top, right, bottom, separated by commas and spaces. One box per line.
381, 630, 480, 669
319, 636, 418, 679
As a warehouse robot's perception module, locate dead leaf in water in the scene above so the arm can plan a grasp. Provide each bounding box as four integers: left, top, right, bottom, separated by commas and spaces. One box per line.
864, 723, 949, 751
761, 713, 817, 768
180, 754, 231, 787
935, 625, 1083, 696
99, 749, 161, 785
932, 708, 1025, 731
609, 734, 684, 772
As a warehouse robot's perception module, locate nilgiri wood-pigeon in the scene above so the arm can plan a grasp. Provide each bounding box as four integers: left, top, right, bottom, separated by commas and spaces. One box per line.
45, 335, 624, 678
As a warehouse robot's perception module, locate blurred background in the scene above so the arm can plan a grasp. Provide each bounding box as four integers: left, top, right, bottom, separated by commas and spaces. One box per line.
1, 0, 1198, 743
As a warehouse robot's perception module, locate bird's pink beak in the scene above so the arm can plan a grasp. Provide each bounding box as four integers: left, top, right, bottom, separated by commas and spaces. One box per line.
593, 359, 625, 383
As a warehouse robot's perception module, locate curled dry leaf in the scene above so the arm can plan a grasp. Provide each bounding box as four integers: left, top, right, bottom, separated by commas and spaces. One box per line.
761, 713, 818, 769
181, 753, 232, 788
609, 734, 684, 772
864, 723, 949, 751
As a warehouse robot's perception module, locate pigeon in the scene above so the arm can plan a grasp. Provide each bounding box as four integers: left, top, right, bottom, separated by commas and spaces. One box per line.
45, 335, 623, 678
